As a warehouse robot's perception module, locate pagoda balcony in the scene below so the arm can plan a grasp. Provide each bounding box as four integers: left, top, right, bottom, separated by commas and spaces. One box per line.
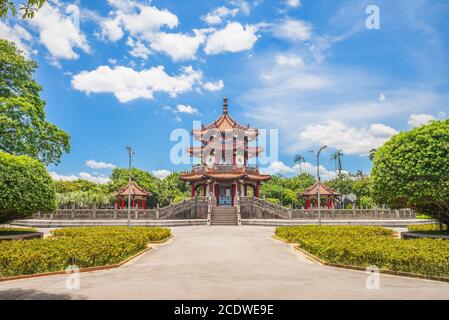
191, 164, 260, 174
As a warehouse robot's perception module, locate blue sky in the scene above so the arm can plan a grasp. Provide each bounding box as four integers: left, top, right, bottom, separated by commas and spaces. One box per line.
1, 0, 448, 182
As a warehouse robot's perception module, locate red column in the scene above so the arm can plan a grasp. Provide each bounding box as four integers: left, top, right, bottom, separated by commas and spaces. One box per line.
121, 198, 124, 209
215, 184, 220, 206
306, 197, 310, 209
255, 184, 260, 198
203, 184, 207, 196
132, 196, 135, 208
328, 195, 331, 209
231, 184, 236, 206
191, 185, 196, 197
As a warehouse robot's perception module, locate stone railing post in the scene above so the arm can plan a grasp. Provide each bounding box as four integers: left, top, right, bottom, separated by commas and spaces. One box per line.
288, 204, 292, 219
113, 208, 117, 219
71, 204, 75, 220
135, 209, 138, 220
352, 204, 356, 218
92, 203, 97, 219
156, 203, 160, 220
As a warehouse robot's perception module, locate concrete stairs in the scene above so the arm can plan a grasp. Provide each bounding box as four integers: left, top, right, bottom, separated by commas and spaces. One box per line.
211, 206, 238, 226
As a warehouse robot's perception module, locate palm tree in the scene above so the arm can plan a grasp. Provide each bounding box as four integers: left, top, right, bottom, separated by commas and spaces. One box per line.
356, 170, 364, 179
294, 154, 305, 174
369, 148, 377, 161
331, 150, 344, 177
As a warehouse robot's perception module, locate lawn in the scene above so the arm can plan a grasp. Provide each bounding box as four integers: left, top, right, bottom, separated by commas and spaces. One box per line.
275, 226, 449, 279
0, 226, 171, 278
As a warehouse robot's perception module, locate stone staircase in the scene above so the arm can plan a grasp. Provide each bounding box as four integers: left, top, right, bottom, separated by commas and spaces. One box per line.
211, 206, 238, 226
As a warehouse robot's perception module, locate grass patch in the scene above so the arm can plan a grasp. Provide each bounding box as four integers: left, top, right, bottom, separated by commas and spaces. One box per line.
0, 226, 171, 278
275, 226, 449, 279
0, 228, 37, 236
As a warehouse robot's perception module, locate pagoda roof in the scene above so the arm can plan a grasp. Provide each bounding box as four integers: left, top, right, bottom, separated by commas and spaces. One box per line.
115, 181, 152, 197
192, 98, 258, 135
180, 166, 271, 182
300, 182, 339, 196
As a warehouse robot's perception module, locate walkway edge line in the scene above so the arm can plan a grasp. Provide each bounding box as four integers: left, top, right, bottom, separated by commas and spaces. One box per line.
0, 236, 173, 283
272, 235, 449, 284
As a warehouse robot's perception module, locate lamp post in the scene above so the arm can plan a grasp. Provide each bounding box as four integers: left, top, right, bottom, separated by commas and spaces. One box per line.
126, 146, 135, 229
310, 145, 328, 226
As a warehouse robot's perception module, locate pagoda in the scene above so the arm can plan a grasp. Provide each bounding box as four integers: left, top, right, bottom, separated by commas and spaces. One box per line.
180, 98, 271, 206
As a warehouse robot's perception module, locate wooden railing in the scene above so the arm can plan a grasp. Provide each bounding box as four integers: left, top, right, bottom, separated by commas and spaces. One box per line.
238, 196, 416, 220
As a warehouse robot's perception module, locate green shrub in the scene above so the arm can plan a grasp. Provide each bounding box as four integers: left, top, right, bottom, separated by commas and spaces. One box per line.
275, 226, 449, 279
0, 152, 56, 222
407, 224, 448, 234
0, 226, 171, 277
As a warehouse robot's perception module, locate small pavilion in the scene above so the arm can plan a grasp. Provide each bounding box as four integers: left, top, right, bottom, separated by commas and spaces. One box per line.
115, 181, 152, 209
299, 182, 340, 209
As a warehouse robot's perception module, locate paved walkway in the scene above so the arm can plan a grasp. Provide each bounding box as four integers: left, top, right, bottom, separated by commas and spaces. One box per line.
1, 226, 449, 300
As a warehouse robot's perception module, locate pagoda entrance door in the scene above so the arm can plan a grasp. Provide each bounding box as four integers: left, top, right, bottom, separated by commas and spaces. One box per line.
219, 185, 232, 206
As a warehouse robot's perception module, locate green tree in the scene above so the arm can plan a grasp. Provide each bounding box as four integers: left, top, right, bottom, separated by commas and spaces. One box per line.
158, 172, 190, 207
0, 40, 70, 165
293, 154, 305, 174
0, 0, 46, 19
331, 149, 344, 177
371, 119, 449, 228
0, 152, 56, 222
54, 180, 102, 194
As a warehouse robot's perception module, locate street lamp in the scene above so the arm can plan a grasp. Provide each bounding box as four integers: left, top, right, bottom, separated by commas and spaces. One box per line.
126, 146, 135, 229
310, 145, 328, 226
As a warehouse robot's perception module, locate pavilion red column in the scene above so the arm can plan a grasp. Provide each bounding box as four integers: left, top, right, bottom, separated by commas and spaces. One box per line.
143, 196, 147, 209
191, 185, 196, 197
306, 196, 311, 209
255, 184, 260, 198
121, 198, 125, 209
328, 195, 331, 209
132, 196, 135, 208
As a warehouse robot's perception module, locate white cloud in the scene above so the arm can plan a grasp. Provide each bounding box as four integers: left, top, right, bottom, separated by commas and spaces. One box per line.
229, 0, 251, 15
260, 161, 338, 181
285, 0, 302, 8
152, 169, 172, 179
204, 22, 259, 55
79, 172, 111, 184
127, 38, 151, 59
272, 19, 312, 42
176, 104, 199, 114
72, 65, 203, 103
378, 93, 386, 102
108, 58, 117, 65
101, 16, 123, 41
29, 3, 90, 60
202, 6, 239, 25
86, 160, 116, 170
275, 54, 304, 67
49, 172, 78, 182
146, 31, 206, 61
298, 121, 398, 155
0, 23, 33, 57
114, 2, 178, 37
407, 114, 436, 127
50, 171, 110, 184
203, 80, 224, 92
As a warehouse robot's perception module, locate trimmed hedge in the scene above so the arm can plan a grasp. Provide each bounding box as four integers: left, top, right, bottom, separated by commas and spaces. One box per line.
0, 227, 171, 277
276, 226, 449, 279
407, 224, 448, 235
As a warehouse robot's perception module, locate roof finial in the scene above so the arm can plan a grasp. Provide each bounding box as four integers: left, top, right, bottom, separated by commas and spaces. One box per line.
223, 97, 228, 114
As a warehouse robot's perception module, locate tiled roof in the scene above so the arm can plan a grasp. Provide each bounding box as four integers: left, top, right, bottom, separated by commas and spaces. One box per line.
115, 181, 152, 196
300, 182, 339, 196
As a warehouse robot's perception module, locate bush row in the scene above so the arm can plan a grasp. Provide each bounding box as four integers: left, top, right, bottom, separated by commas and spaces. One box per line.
0, 228, 37, 236
0, 227, 171, 277
407, 224, 448, 233
275, 226, 449, 279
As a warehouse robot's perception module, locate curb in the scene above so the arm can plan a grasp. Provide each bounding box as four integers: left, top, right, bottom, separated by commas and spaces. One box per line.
272, 235, 449, 284
0, 236, 173, 283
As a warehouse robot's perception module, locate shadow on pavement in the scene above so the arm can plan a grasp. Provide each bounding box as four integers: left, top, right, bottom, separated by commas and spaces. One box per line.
0, 288, 84, 300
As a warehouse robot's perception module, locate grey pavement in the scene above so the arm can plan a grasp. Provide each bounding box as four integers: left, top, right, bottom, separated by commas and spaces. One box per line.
1, 226, 449, 300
